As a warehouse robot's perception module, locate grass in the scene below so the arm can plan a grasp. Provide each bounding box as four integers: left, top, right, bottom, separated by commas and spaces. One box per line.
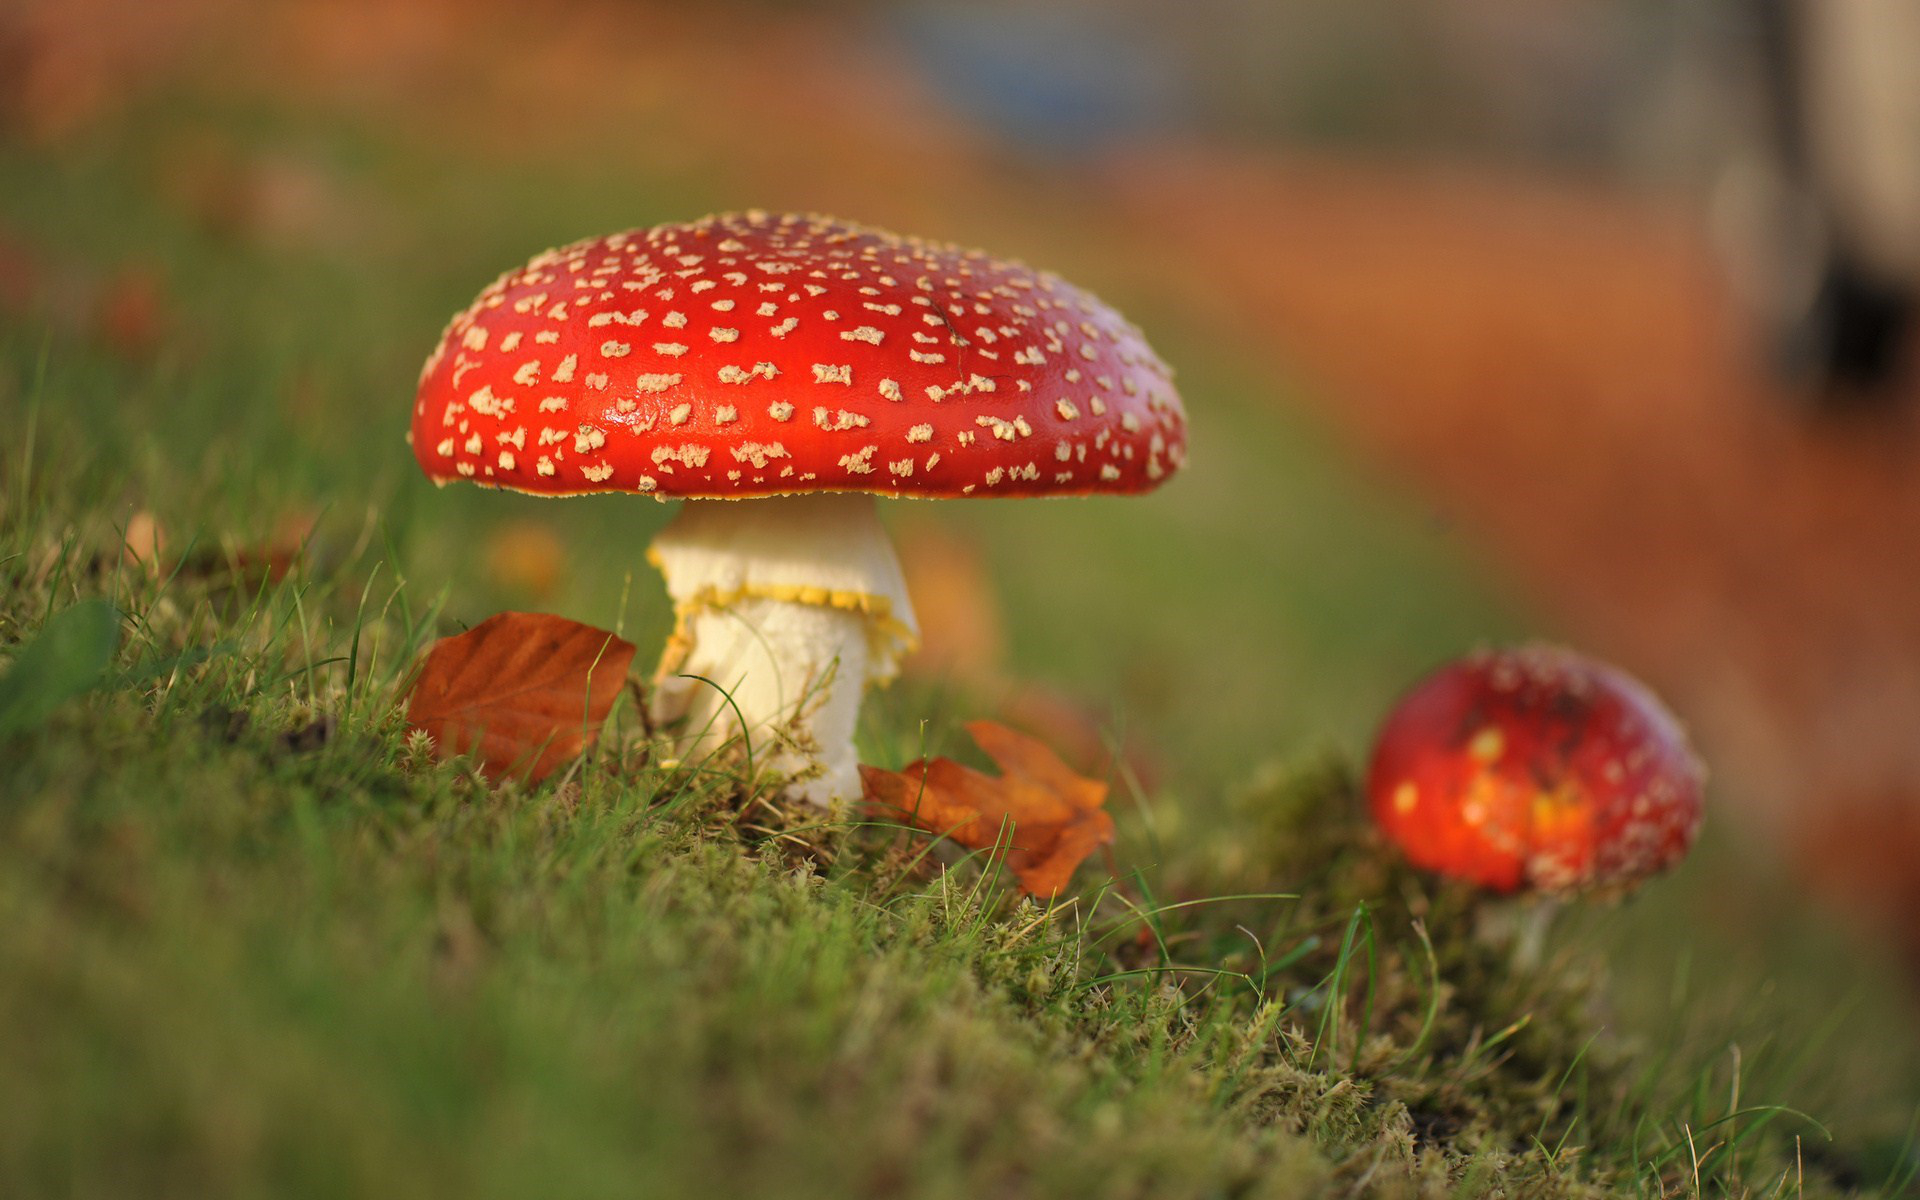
3, 90, 1918, 1198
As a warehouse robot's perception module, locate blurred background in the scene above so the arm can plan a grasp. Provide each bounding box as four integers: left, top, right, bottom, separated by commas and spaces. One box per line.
4, 0, 1917, 1049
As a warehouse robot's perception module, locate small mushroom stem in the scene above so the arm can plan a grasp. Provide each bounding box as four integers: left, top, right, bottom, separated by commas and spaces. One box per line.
1510, 897, 1559, 972
647, 493, 918, 807
1476, 896, 1561, 971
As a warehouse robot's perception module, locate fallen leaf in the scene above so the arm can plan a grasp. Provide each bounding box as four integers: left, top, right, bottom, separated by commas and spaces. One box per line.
860, 720, 1115, 899
0, 231, 44, 314
996, 685, 1164, 797
122, 510, 166, 570
95, 264, 167, 359
403, 612, 636, 784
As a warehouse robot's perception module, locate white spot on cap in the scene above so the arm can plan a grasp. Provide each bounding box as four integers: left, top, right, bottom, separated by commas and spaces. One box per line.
812, 363, 852, 385
841, 326, 884, 345
906, 423, 933, 443
768, 401, 795, 421
813, 407, 869, 431
1470, 727, 1505, 762
839, 446, 877, 474
601, 341, 631, 358
468, 386, 511, 417
731, 441, 789, 468
879, 378, 903, 402
710, 328, 739, 343
633, 373, 683, 394
653, 343, 688, 357
650, 444, 710, 468
718, 362, 779, 384
553, 355, 577, 383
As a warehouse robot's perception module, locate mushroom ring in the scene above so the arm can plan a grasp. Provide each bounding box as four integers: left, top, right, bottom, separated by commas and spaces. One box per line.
411, 212, 1187, 804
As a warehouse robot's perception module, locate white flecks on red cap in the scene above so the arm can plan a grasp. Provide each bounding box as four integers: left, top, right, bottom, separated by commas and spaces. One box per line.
1365, 644, 1706, 896
412, 212, 1187, 500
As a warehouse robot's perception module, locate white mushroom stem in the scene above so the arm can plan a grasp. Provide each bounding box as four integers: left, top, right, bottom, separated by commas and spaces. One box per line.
647, 493, 918, 807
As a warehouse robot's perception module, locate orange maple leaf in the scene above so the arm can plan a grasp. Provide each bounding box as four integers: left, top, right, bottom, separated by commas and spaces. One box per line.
860, 720, 1115, 899
403, 611, 636, 784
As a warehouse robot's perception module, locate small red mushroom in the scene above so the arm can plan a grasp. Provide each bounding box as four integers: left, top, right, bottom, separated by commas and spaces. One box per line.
410, 212, 1187, 805
1366, 645, 1705, 897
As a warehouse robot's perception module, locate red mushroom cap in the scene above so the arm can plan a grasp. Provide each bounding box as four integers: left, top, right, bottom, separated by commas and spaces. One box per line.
411, 212, 1186, 499
1366, 645, 1705, 895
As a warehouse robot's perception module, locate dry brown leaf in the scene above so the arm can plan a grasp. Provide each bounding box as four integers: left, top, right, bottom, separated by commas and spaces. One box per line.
0, 232, 44, 314
122, 510, 167, 571
403, 611, 636, 784
95, 265, 167, 359
860, 720, 1114, 899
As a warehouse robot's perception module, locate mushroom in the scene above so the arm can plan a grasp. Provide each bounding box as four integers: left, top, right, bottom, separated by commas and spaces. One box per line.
1366, 644, 1705, 897
410, 212, 1187, 806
